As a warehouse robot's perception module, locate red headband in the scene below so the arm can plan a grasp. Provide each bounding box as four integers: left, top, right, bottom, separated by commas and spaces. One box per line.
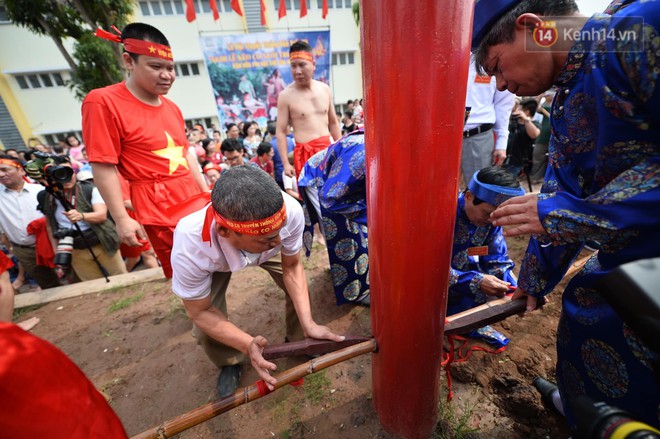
289, 51, 314, 63
203, 163, 222, 174
202, 203, 287, 241
95, 27, 173, 61
0, 159, 21, 169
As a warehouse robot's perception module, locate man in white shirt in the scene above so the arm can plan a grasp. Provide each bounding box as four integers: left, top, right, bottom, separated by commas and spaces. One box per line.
462, 57, 515, 185
171, 166, 344, 397
0, 155, 59, 289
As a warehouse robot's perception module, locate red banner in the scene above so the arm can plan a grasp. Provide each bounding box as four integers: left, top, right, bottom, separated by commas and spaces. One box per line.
260, 0, 267, 25
231, 0, 243, 16
185, 0, 196, 22
278, 0, 287, 19
210, 0, 220, 20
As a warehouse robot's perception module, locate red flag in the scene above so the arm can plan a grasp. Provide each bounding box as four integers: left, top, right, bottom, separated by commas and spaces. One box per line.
185, 0, 196, 22
260, 0, 267, 25
300, 0, 307, 17
278, 0, 286, 19
210, 0, 220, 20
322, 0, 328, 18
231, 0, 243, 16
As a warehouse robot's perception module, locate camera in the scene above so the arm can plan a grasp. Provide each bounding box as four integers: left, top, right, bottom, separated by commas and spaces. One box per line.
571, 395, 660, 439
24, 151, 74, 184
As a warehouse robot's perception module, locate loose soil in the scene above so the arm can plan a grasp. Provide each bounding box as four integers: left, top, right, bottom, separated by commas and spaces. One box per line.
18, 235, 576, 438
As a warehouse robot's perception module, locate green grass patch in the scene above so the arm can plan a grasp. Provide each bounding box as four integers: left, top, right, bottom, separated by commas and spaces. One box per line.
13, 304, 42, 320
433, 397, 480, 439
302, 370, 331, 404
107, 292, 143, 313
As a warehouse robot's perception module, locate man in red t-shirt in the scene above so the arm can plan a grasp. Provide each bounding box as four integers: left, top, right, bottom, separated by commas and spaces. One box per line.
249, 142, 275, 179
84, 23, 208, 278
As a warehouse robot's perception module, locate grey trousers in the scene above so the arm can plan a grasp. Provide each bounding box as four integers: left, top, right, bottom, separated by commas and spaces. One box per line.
461, 130, 495, 184
530, 142, 549, 182
191, 253, 306, 369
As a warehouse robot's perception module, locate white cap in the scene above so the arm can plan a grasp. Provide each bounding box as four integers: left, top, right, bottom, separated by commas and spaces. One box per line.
76, 170, 94, 181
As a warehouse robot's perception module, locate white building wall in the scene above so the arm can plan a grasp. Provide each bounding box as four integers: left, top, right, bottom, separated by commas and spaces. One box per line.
0, 0, 361, 143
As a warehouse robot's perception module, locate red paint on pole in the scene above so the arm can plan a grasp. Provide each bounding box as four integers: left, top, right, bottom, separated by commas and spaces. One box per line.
361, 0, 474, 437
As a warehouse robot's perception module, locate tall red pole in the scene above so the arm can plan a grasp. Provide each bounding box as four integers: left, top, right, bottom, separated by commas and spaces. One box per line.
361, 1, 474, 437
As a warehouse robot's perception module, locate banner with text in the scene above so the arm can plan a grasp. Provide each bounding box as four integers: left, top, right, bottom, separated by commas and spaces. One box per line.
200, 31, 331, 127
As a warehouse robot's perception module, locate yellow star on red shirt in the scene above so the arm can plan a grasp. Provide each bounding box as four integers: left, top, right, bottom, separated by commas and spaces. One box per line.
151, 132, 189, 175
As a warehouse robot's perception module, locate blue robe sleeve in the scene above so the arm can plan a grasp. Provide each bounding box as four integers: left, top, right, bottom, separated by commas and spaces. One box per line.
319, 134, 368, 225
478, 228, 517, 285
519, 8, 660, 297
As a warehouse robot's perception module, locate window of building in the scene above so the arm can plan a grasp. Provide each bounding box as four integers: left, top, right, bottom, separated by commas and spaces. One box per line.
0, 3, 9, 23
332, 51, 355, 66
139, 0, 231, 16
43, 131, 83, 147
317, 0, 351, 9
14, 72, 67, 90
175, 62, 202, 77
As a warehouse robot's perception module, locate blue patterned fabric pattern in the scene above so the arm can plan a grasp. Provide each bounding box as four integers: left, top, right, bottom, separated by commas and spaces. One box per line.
448, 194, 517, 315
300, 130, 370, 305
516, 0, 660, 429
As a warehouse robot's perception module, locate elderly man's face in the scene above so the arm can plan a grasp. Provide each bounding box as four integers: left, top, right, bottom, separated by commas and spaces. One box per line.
482, 24, 557, 97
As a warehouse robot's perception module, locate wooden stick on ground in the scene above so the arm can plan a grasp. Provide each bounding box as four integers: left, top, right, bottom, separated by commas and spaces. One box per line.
131, 339, 378, 439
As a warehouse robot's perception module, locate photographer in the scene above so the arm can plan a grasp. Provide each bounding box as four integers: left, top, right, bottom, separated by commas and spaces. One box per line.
37, 157, 126, 281
0, 155, 60, 290
504, 99, 540, 178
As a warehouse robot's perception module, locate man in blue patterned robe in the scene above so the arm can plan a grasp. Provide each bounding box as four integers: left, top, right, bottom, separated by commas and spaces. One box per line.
448, 167, 525, 316
474, 0, 660, 429
298, 130, 369, 306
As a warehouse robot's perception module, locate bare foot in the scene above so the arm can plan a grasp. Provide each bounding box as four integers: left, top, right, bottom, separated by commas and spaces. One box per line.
17, 316, 40, 331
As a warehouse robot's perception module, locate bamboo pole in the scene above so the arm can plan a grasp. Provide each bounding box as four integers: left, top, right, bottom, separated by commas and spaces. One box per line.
131, 339, 377, 439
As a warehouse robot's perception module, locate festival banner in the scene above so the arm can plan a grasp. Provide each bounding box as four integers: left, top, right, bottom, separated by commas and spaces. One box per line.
200, 31, 331, 127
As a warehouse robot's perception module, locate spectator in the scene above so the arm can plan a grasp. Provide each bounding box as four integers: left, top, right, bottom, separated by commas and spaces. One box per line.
341, 111, 356, 135
242, 120, 261, 158
267, 121, 295, 190
86, 22, 208, 278
225, 123, 240, 140
504, 99, 540, 178
462, 58, 515, 185
220, 138, 247, 169
37, 158, 126, 281
249, 142, 275, 179
0, 155, 60, 289
530, 91, 554, 184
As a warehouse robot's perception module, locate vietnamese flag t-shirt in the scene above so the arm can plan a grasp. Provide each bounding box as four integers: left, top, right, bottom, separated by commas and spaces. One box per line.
82, 82, 202, 226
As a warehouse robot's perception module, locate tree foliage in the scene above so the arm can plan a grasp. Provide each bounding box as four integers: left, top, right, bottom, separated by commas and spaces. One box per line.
4, 0, 132, 100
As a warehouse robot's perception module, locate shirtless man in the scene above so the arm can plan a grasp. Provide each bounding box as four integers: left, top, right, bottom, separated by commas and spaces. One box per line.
277, 40, 342, 178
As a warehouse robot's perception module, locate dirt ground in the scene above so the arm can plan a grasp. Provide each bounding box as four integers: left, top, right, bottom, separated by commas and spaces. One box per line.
17, 235, 576, 439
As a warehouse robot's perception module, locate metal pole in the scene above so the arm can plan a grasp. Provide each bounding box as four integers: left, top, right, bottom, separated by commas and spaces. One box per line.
361, 0, 474, 437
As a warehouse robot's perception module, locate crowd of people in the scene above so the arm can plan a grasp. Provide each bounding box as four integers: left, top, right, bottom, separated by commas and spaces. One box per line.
1, 0, 658, 435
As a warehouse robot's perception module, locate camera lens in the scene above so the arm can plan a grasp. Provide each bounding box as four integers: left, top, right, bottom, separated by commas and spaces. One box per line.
46, 165, 74, 183
54, 236, 74, 269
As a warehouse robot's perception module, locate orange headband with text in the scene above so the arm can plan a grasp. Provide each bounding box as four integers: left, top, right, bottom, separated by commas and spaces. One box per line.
201, 203, 287, 241
95, 27, 173, 61
289, 51, 314, 63
214, 203, 287, 236
0, 159, 22, 169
